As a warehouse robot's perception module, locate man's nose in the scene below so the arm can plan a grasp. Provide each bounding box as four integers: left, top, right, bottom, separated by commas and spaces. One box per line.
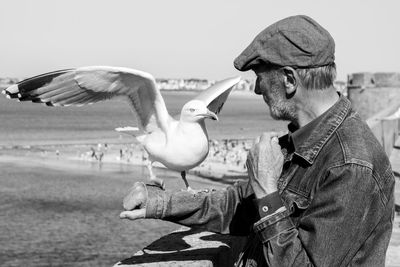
254, 79, 262, 95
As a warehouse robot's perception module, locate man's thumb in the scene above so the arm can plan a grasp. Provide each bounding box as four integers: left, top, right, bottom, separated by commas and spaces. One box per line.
119, 209, 146, 220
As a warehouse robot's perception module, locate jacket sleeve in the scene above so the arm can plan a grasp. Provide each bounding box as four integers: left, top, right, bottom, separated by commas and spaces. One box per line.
144, 180, 259, 235
255, 164, 394, 266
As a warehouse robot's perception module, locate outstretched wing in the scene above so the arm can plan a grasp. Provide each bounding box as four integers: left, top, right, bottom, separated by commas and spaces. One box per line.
193, 76, 240, 115
2, 66, 172, 133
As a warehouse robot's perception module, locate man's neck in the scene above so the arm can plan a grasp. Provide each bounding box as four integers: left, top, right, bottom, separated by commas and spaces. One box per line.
295, 87, 339, 127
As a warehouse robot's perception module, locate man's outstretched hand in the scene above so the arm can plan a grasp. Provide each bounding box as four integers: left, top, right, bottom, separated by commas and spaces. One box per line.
247, 132, 284, 199
120, 182, 148, 220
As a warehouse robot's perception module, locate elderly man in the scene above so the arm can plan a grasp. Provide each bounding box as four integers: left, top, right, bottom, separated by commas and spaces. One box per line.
120, 15, 395, 266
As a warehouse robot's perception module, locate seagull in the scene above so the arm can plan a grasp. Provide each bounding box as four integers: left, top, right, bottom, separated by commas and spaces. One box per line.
2, 66, 240, 192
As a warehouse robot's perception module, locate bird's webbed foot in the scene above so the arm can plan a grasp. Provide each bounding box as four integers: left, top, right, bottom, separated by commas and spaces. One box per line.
184, 187, 210, 196
180, 170, 208, 195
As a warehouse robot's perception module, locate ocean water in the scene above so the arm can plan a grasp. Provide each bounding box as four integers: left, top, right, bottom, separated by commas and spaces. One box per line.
0, 91, 287, 146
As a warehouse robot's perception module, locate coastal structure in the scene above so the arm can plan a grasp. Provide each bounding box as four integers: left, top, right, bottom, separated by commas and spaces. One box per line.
156, 78, 253, 91
348, 72, 400, 155
0, 77, 20, 89
347, 72, 400, 119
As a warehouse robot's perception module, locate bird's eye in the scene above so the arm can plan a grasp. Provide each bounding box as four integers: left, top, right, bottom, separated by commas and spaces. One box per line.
189, 108, 195, 112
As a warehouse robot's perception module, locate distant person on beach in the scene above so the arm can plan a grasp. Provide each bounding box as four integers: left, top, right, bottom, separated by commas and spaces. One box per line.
90, 147, 97, 160
120, 15, 395, 266
97, 143, 104, 163
119, 149, 124, 161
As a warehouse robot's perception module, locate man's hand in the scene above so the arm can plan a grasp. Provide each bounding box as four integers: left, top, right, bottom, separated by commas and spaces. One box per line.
247, 132, 284, 199
119, 182, 147, 220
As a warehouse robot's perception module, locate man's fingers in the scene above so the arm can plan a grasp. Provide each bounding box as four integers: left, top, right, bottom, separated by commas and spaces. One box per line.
251, 132, 282, 156
120, 209, 146, 220
121, 182, 148, 221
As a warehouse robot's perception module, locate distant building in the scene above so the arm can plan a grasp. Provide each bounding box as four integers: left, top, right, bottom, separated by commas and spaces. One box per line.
0, 77, 20, 89
236, 79, 253, 91
156, 78, 213, 91
156, 78, 254, 92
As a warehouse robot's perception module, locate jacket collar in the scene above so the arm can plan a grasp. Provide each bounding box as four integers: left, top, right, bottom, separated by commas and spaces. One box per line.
288, 94, 351, 165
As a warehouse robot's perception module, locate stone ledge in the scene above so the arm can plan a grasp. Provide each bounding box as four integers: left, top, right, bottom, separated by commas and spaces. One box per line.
114, 227, 247, 267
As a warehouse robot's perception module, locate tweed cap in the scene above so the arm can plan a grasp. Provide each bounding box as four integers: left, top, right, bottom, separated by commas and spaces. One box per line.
234, 15, 335, 71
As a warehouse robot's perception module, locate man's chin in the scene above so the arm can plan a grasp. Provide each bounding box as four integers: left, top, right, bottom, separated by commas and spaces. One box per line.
269, 107, 293, 122
271, 114, 289, 121
269, 107, 282, 120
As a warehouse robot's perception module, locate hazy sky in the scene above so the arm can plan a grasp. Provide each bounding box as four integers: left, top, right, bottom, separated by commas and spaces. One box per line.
1, 0, 400, 81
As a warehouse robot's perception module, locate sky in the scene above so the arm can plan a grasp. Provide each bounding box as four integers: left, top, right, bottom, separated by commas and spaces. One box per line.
1, 0, 400, 82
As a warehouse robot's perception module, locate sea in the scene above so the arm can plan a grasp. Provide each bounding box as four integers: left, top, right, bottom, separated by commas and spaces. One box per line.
0, 90, 287, 146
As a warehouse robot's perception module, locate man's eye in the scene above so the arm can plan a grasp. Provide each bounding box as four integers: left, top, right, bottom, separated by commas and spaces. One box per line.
189, 108, 195, 112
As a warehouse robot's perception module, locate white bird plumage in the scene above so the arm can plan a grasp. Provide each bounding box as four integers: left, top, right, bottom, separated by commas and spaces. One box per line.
3, 66, 240, 192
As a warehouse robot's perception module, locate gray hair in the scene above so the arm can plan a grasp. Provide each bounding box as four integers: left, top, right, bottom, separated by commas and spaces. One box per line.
296, 62, 336, 90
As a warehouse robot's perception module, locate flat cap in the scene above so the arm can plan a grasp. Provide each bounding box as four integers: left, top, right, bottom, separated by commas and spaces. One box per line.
234, 15, 335, 71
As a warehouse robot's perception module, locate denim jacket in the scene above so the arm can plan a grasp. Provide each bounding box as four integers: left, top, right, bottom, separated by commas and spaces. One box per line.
145, 95, 395, 266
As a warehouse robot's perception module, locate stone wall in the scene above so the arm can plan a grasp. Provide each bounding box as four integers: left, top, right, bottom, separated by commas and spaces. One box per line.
348, 72, 400, 156
347, 72, 400, 120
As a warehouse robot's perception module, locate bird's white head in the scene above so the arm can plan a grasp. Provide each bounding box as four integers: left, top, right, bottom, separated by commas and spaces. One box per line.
180, 100, 218, 122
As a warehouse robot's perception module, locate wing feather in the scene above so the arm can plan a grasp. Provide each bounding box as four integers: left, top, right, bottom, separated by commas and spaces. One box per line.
2, 66, 173, 133
37, 86, 88, 104
55, 91, 96, 106
192, 76, 241, 114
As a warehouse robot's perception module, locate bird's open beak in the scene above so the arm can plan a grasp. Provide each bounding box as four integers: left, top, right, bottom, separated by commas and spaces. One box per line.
203, 109, 218, 121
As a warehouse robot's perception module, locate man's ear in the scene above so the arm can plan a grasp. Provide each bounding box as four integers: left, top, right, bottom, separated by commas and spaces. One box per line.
282, 67, 298, 96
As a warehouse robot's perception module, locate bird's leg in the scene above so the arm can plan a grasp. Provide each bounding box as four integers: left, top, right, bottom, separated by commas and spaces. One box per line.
181, 171, 193, 192
147, 160, 165, 190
